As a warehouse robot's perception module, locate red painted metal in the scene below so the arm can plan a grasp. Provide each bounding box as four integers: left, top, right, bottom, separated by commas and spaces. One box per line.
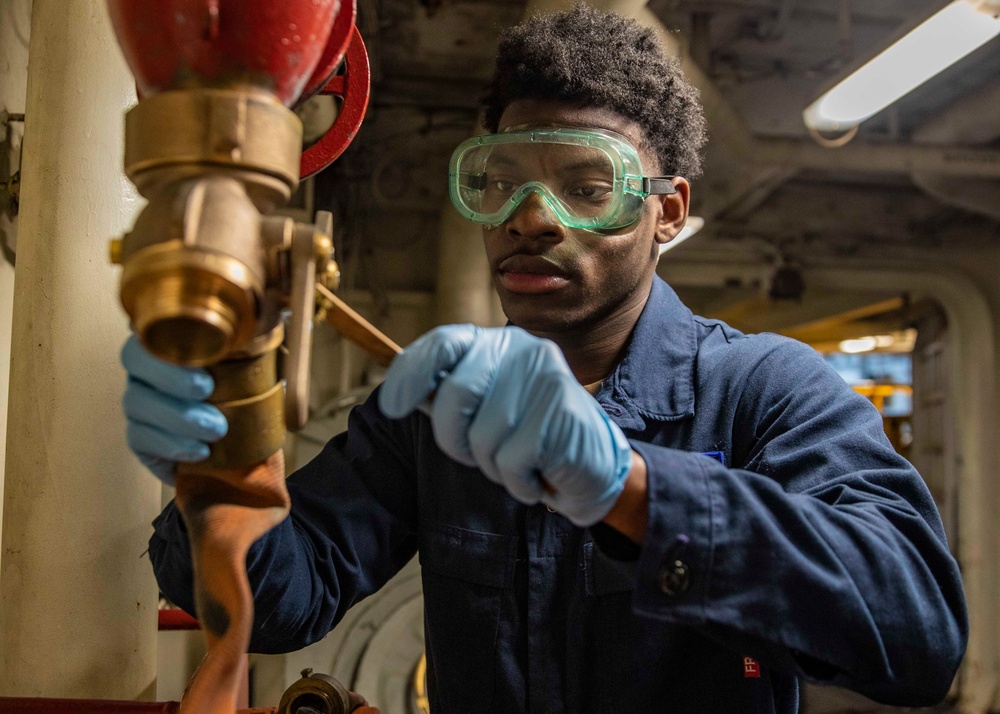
157, 608, 200, 630
0, 701, 276, 714
156, 610, 252, 707
0, 700, 179, 714
298, 0, 358, 105
106, 0, 339, 106
299, 25, 371, 178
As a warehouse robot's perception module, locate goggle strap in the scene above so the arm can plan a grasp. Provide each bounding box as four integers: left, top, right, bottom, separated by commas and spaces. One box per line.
463, 173, 487, 190
643, 176, 678, 195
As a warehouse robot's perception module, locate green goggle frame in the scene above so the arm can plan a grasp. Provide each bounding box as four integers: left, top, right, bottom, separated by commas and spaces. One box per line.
448, 127, 677, 231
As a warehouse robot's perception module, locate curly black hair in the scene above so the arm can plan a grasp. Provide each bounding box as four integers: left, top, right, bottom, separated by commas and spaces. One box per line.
482, 4, 707, 178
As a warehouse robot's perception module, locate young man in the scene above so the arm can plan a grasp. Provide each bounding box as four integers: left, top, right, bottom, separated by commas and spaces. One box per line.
126, 5, 967, 712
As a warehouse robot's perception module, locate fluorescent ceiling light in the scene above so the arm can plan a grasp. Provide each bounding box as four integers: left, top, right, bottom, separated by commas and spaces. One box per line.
659, 216, 704, 255
804, 0, 1000, 132
839, 337, 879, 354
834, 330, 917, 354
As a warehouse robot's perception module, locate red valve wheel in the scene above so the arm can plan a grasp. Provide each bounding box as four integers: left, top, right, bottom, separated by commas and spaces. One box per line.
298, 0, 358, 105
299, 25, 371, 179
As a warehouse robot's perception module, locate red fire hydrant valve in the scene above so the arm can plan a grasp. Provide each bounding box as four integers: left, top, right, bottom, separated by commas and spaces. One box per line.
300, 25, 372, 179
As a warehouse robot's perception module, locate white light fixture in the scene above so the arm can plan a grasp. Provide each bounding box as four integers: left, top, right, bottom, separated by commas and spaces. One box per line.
659, 216, 704, 255
839, 336, 879, 354
804, 0, 1000, 132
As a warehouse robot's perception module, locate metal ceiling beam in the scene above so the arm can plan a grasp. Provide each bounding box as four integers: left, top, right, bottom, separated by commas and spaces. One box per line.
663, 0, 936, 23
680, 51, 1000, 178
910, 81, 1000, 220
644, 0, 1000, 235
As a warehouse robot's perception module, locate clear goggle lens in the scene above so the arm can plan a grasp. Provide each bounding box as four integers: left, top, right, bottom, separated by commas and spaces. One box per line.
449, 129, 675, 231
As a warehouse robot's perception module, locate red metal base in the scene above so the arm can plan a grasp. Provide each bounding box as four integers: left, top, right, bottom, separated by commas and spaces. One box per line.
0, 699, 275, 714
106, 0, 338, 106
157, 609, 200, 631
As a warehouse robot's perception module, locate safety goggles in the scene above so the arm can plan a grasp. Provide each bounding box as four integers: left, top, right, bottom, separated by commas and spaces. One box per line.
448, 128, 677, 231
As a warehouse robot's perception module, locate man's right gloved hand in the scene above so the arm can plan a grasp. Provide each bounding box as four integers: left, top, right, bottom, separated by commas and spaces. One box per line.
121, 335, 228, 485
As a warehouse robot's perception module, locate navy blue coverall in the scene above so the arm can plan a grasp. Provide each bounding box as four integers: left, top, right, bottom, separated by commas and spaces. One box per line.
150, 277, 968, 713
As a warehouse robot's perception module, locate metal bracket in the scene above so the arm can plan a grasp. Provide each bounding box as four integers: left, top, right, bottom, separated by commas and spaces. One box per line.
974, 0, 1000, 18
0, 109, 25, 264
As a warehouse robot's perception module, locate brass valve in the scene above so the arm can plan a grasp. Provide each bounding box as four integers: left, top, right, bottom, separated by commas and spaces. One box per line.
112, 85, 338, 458
115, 87, 301, 368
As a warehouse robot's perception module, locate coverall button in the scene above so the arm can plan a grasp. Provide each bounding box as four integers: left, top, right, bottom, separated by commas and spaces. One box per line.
658, 559, 690, 595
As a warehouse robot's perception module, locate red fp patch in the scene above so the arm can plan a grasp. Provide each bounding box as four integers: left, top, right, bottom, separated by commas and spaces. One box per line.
743, 657, 761, 678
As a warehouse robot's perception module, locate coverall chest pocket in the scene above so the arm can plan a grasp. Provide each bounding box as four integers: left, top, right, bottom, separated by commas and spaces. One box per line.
581, 540, 643, 712
418, 520, 517, 714
583, 540, 638, 597
582, 541, 778, 714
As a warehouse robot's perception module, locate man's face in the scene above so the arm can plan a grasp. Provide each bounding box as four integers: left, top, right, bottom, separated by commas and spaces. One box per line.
484, 99, 689, 335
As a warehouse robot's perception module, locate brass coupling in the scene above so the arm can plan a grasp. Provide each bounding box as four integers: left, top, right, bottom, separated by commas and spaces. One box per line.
278, 669, 353, 714
115, 174, 269, 366
119, 240, 260, 367
198, 325, 286, 469
124, 86, 303, 207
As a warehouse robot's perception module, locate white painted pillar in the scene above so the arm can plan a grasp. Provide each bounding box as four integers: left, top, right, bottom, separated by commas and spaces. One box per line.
435, 203, 498, 326
0, 0, 160, 700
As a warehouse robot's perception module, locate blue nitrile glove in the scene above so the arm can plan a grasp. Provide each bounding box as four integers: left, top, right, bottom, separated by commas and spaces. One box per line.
378, 325, 633, 526
120, 335, 228, 485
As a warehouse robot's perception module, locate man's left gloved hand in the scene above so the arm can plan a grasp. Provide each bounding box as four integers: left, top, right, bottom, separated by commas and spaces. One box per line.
378, 325, 632, 526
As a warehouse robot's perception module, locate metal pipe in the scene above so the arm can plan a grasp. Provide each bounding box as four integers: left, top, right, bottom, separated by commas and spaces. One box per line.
435, 202, 497, 326
689, 12, 712, 71
0, 0, 31, 579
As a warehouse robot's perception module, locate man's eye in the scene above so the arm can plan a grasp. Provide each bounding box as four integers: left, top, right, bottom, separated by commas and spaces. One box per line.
568, 184, 612, 200
490, 179, 517, 193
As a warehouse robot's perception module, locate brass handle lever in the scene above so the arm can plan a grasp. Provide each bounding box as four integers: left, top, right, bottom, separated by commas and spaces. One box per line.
316, 282, 402, 367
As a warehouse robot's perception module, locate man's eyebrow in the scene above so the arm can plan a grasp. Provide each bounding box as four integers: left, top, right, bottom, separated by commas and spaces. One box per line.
485, 154, 609, 174
486, 154, 519, 169
484, 150, 537, 176
555, 157, 611, 174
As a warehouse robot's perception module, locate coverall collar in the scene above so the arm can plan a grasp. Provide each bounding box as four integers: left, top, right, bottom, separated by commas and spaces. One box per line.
594, 275, 697, 430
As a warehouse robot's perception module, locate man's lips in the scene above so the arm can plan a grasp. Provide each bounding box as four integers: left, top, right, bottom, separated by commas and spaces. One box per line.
497, 255, 571, 294
498, 254, 567, 275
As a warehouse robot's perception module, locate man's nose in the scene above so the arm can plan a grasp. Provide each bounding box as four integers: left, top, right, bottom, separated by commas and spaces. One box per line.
504, 191, 565, 243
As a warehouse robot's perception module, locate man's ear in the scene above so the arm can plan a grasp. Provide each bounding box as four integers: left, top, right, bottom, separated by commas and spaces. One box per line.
654, 177, 691, 247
